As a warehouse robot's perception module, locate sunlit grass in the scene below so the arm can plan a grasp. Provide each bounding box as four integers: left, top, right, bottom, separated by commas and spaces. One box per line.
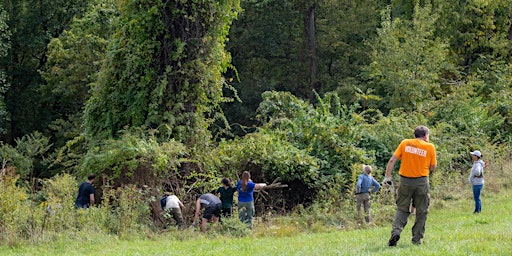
2, 189, 511, 255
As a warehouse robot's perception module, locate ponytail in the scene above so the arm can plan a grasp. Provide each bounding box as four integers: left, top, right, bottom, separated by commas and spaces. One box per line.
241, 171, 250, 192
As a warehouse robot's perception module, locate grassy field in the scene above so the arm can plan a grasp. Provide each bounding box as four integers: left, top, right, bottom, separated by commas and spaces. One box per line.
2, 188, 511, 255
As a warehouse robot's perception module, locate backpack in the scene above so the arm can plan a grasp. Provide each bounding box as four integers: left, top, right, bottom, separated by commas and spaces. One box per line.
160, 196, 167, 210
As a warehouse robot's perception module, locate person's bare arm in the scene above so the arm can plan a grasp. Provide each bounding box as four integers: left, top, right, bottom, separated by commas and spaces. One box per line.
385, 155, 398, 178
89, 194, 95, 206
178, 200, 185, 210
429, 164, 436, 174
192, 199, 201, 224
254, 183, 267, 190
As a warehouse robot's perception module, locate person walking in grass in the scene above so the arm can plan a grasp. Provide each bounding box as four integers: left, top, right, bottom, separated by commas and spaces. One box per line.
215, 177, 237, 217
384, 126, 437, 246
237, 171, 266, 229
469, 150, 485, 214
355, 164, 380, 224
75, 173, 96, 209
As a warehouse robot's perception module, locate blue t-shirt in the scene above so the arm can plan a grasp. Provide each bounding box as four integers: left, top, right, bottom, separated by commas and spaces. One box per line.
237, 180, 256, 202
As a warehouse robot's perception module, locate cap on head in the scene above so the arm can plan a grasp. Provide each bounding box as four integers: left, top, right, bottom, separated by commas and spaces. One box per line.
470, 150, 482, 158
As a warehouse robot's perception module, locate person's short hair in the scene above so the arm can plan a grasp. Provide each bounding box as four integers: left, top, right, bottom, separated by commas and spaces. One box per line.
362, 164, 372, 174
87, 173, 96, 181
414, 126, 429, 138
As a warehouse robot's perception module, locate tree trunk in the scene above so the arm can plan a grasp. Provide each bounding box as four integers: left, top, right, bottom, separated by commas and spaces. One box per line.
305, 3, 318, 100
508, 16, 512, 40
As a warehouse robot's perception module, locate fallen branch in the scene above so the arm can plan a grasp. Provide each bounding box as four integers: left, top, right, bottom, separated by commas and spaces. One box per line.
256, 177, 288, 192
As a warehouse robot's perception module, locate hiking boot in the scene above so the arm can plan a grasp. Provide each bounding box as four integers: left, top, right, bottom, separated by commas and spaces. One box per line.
388, 234, 400, 246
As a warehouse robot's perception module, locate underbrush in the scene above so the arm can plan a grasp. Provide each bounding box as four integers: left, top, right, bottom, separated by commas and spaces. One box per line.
0, 173, 152, 247
1, 150, 511, 247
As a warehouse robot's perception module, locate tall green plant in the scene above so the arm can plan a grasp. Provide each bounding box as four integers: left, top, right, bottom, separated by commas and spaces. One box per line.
258, 91, 369, 188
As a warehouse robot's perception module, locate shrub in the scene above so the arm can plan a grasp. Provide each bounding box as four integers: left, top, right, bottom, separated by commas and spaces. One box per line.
0, 169, 43, 245
81, 131, 187, 179
40, 173, 78, 233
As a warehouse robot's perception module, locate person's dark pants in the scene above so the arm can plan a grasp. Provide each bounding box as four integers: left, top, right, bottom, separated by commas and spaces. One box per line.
391, 176, 430, 243
170, 208, 185, 229
221, 207, 232, 217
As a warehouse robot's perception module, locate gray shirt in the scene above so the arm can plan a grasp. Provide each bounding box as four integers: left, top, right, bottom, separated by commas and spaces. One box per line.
199, 193, 221, 208
469, 160, 484, 185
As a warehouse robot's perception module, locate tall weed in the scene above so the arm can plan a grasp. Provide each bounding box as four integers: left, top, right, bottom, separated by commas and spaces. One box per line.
0, 170, 43, 245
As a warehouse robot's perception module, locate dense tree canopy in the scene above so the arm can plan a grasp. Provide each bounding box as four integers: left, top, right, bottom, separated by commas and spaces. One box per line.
0, 0, 511, 211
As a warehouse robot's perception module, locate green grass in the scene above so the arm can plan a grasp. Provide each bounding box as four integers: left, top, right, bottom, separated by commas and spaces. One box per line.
2, 189, 512, 255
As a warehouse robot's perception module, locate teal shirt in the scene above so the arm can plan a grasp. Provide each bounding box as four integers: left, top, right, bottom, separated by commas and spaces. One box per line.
216, 186, 237, 208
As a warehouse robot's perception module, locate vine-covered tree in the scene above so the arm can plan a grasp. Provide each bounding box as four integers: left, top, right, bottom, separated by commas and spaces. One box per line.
84, 0, 241, 149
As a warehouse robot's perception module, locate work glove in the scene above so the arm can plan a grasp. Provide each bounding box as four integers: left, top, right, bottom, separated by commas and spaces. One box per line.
383, 176, 393, 185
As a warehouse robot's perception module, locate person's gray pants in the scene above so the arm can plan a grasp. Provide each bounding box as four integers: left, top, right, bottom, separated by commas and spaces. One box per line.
238, 201, 254, 229
356, 193, 371, 223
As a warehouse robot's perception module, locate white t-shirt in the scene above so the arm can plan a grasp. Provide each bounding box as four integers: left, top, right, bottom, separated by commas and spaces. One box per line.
165, 195, 181, 209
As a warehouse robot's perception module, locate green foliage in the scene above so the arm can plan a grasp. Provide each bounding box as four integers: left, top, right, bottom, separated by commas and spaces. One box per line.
357, 110, 428, 171
0, 7, 10, 137
0, 172, 42, 245
257, 91, 369, 190
225, 0, 384, 132
207, 91, 370, 201
39, 173, 78, 232
14, 132, 53, 179
364, 3, 454, 112
0, 144, 31, 179
1, 0, 90, 142
0, 132, 53, 180
211, 215, 250, 237
84, 0, 241, 151
40, 0, 119, 148
101, 184, 152, 236
0, 173, 157, 245
435, 0, 512, 72
81, 132, 187, 179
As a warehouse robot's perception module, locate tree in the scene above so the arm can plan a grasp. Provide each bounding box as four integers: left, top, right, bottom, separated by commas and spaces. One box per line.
0, 0, 90, 143
40, 0, 118, 148
364, 3, 454, 112
84, 0, 241, 149
434, 0, 512, 74
224, 0, 384, 135
0, 7, 10, 137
